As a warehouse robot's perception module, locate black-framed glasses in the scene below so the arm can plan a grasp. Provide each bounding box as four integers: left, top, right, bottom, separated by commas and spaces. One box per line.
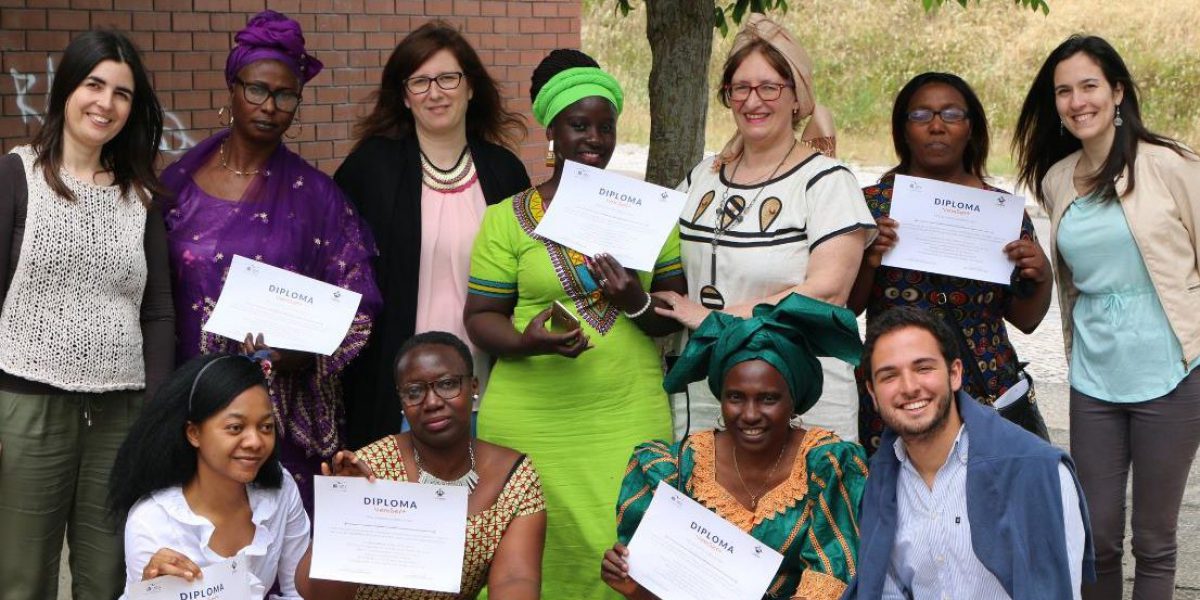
907, 108, 968, 124
403, 72, 465, 94
723, 82, 794, 103
398, 375, 467, 406
234, 78, 302, 113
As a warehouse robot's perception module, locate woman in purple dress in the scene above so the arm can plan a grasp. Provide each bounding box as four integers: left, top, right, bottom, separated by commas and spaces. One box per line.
160, 10, 381, 513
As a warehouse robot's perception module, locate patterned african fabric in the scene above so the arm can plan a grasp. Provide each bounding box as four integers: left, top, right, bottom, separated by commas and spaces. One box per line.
352, 435, 546, 599
855, 180, 1037, 453
467, 188, 681, 599
161, 131, 382, 508
675, 154, 876, 442
616, 429, 868, 600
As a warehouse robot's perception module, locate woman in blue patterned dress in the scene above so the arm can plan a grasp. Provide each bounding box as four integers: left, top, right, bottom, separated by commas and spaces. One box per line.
847, 72, 1052, 452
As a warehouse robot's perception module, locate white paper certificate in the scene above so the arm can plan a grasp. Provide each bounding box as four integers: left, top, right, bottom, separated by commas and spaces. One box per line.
202, 255, 363, 356
881, 175, 1026, 285
626, 481, 784, 600
532, 160, 688, 272
128, 557, 252, 599
311, 476, 468, 592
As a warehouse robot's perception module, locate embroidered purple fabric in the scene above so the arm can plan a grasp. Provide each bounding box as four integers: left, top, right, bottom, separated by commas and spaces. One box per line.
225, 10, 324, 86
160, 129, 381, 459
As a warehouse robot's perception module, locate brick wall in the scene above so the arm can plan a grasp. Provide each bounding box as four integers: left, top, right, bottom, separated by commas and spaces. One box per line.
0, 0, 581, 179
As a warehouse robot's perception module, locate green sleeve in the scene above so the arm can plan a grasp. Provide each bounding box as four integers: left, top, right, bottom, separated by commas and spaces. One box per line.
797, 441, 868, 596
468, 200, 519, 299
652, 225, 682, 283
615, 439, 684, 545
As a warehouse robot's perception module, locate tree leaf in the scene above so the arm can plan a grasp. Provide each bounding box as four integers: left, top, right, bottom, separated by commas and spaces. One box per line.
732, 0, 749, 24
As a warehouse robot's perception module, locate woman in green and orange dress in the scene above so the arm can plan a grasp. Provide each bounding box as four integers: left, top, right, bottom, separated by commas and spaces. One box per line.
602, 294, 867, 600
463, 50, 685, 599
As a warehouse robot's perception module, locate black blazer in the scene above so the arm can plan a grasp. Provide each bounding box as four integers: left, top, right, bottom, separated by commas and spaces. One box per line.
334, 135, 530, 448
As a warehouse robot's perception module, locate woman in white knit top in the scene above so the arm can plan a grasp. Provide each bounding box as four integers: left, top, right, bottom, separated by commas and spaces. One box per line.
0, 31, 173, 599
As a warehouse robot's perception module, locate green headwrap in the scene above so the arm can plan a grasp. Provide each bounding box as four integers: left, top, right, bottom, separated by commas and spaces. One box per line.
663, 293, 863, 415
531, 66, 624, 127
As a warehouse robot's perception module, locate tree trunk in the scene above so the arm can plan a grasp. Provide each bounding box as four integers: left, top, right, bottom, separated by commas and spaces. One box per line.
643, 0, 716, 187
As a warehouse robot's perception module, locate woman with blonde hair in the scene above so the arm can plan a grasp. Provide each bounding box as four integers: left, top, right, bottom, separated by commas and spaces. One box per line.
656, 15, 876, 441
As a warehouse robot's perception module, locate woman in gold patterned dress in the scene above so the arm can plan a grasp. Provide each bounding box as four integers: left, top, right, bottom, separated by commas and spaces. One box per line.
602, 294, 868, 600
297, 332, 546, 599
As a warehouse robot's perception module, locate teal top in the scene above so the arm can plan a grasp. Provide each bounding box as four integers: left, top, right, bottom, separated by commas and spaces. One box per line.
1057, 194, 1198, 402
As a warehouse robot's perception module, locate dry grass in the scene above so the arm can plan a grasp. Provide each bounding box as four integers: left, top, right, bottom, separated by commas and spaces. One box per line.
583, 0, 1200, 173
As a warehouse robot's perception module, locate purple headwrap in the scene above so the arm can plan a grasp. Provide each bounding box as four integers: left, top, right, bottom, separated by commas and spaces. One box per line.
224, 10, 323, 87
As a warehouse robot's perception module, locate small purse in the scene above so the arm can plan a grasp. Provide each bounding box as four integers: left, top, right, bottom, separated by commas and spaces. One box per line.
995, 368, 1051, 441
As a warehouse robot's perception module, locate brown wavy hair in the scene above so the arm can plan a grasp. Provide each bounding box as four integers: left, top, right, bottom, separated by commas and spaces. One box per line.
352, 20, 525, 150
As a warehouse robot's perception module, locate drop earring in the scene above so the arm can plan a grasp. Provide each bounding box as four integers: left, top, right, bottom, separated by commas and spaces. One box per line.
544, 140, 556, 168
1114, 106, 1124, 127
1059, 120, 1064, 136
285, 115, 302, 140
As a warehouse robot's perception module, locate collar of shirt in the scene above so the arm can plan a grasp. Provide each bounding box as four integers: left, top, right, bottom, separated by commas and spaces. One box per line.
893, 423, 969, 469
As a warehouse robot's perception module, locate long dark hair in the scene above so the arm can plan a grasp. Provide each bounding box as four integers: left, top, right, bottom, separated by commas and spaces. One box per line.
882, 72, 989, 182
108, 354, 281, 518
31, 30, 165, 205
1013, 35, 1189, 204
353, 20, 525, 150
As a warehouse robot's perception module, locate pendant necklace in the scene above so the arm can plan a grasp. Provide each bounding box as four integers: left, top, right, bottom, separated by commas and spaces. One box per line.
218, 140, 262, 177
700, 138, 797, 310
413, 441, 479, 493
731, 437, 790, 510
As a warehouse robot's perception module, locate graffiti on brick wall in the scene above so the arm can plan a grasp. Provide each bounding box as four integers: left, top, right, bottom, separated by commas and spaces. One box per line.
9, 56, 197, 153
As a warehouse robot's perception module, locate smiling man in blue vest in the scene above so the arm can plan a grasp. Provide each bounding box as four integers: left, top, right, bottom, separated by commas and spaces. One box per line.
844, 306, 1095, 599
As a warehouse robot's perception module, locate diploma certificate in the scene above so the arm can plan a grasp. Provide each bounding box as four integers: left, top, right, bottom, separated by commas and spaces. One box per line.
311, 476, 468, 592
881, 175, 1026, 285
533, 160, 688, 272
128, 557, 251, 600
202, 255, 363, 356
626, 481, 784, 600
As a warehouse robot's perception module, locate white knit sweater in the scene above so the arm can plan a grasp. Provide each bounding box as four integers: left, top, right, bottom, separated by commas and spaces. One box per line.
0, 146, 148, 391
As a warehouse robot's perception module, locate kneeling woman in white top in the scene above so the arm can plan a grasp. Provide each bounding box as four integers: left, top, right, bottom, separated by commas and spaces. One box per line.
109, 353, 310, 599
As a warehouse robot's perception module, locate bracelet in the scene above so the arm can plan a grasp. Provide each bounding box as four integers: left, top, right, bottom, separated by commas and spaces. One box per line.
623, 293, 654, 319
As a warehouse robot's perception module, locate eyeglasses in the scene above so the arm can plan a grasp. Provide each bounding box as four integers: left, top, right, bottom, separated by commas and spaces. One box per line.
234, 78, 302, 113
403, 72, 465, 95
723, 82, 794, 103
398, 375, 467, 406
907, 108, 968, 124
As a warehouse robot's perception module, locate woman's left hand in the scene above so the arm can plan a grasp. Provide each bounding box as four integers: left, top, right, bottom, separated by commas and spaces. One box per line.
652, 291, 712, 331
242, 332, 315, 374
588, 253, 647, 313
1003, 238, 1050, 283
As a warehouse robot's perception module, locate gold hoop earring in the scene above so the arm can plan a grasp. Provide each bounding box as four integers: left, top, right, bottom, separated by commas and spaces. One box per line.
285, 116, 302, 140
217, 106, 232, 128
544, 140, 555, 168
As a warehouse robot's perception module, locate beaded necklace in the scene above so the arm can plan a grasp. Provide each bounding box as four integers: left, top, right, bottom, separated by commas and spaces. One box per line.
420, 146, 476, 192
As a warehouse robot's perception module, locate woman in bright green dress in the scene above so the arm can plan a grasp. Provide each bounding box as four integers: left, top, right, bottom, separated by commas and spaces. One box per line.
463, 49, 686, 599
602, 293, 867, 600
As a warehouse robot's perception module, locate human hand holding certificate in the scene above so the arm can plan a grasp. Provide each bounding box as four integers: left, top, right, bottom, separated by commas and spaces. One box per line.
882, 175, 1025, 285
202, 255, 362, 355
626, 481, 784, 600
128, 557, 251, 600
533, 160, 687, 272
311, 476, 468, 592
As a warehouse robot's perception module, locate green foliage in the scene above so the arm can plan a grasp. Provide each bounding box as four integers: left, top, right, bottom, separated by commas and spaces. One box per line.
923, 0, 1049, 14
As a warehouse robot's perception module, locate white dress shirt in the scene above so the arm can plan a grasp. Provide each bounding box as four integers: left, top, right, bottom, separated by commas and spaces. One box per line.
882, 427, 1085, 600
120, 470, 310, 599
